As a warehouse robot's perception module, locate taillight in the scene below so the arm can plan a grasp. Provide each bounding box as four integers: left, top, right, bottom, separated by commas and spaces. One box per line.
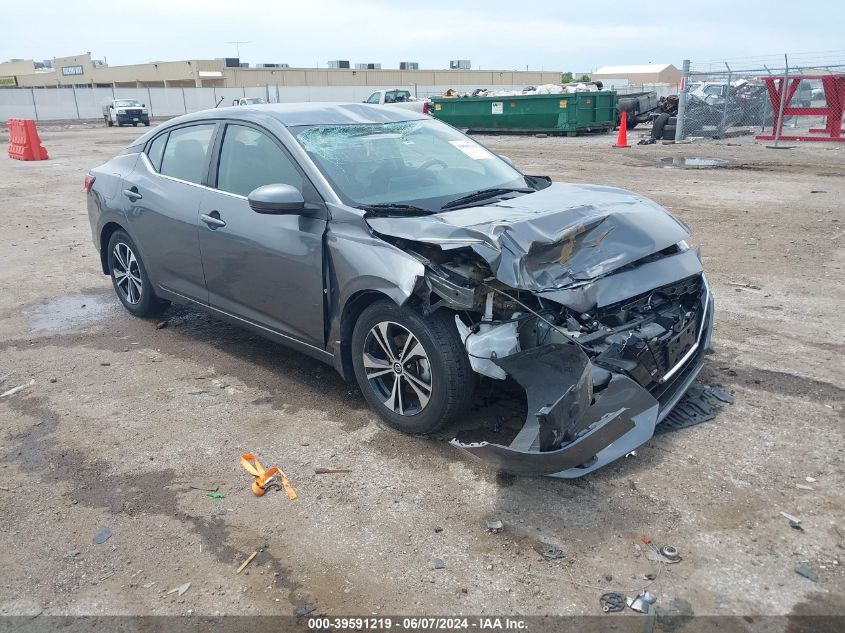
423, 101, 430, 114
84, 174, 95, 192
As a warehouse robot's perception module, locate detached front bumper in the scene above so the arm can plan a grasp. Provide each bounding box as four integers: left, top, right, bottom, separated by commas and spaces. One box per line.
451, 282, 714, 478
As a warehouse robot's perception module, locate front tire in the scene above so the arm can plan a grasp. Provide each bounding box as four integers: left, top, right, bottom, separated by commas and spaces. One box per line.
351, 301, 475, 434
106, 230, 168, 317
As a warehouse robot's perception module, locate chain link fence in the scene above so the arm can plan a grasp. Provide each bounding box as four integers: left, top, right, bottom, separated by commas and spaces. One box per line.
675, 58, 845, 141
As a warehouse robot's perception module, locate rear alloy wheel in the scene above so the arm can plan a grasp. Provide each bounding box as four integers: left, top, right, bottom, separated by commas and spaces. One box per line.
106, 229, 168, 317
351, 301, 475, 434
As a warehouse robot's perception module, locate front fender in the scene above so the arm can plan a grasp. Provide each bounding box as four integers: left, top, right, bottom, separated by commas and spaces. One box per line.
325, 219, 425, 364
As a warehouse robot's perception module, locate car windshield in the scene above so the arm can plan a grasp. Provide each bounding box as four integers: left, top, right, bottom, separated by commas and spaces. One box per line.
292, 119, 530, 211
115, 100, 142, 107
244, 98, 266, 104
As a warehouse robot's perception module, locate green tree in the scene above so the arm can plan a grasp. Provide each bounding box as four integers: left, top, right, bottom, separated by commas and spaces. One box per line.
561, 71, 574, 83
578, 74, 591, 82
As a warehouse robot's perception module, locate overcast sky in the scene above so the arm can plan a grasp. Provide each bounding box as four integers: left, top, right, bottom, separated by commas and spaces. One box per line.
4, 0, 844, 72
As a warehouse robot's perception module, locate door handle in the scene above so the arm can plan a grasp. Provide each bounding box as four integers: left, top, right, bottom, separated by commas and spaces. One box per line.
122, 187, 142, 201
201, 211, 227, 229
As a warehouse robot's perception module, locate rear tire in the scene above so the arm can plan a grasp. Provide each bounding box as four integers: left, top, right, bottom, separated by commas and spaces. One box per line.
351, 300, 475, 434
106, 117, 113, 127
106, 229, 169, 318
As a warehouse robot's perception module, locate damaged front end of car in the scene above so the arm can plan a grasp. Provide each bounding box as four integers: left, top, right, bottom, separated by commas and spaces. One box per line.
366, 182, 715, 478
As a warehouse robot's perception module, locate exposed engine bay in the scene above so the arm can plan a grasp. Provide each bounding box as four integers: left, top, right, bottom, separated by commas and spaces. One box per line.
366, 181, 715, 478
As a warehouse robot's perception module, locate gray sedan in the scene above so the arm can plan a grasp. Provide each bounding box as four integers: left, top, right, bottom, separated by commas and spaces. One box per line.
85, 103, 713, 477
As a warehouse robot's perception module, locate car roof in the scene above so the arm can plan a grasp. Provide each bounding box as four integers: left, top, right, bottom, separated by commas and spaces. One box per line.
171, 102, 426, 127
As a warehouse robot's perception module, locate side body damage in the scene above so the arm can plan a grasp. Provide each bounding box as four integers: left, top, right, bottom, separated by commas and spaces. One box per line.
366, 182, 714, 477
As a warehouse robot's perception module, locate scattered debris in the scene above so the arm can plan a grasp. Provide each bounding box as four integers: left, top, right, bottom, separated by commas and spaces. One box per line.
236, 551, 258, 575
100, 361, 111, 366
796, 484, 814, 491
92, 526, 112, 545
434, 526, 444, 533
142, 581, 155, 589
295, 606, 316, 617
647, 548, 682, 565
66, 549, 80, 558
640, 535, 652, 545
155, 320, 169, 329
658, 545, 682, 562
534, 541, 565, 560
314, 467, 352, 474
806, 476, 817, 483
241, 453, 297, 499
167, 582, 191, 596
810, 190, 827, 194
727, 281, 762, 290
486, 519, 504, 534
600, 592, 625, 613
794, 563, 818, 582
1, 379, 35, 399
189, 485, 219, 492
627, 591, 657, 613
205, 492, 225, 499
433, 558, 446, 570
781, 511, 803, 530
99, 571, 115, 581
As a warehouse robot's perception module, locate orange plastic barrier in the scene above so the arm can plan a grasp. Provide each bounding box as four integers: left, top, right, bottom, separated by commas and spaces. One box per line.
7, 118, 49, 161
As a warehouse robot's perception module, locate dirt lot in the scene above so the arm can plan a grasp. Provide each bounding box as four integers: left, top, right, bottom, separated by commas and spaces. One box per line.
0, 120, 843, 624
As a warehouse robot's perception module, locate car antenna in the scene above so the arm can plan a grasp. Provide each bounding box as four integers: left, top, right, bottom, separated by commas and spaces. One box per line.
215, 97, 225, 108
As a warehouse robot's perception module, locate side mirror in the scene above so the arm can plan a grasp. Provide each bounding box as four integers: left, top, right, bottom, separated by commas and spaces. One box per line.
142, 103, 146, 107
498, 154, 516, 167
248, 184, 306, 214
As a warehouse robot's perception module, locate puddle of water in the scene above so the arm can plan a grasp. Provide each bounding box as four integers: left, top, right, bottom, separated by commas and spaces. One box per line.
657, 157, 731, 169
24, 292, 120, 332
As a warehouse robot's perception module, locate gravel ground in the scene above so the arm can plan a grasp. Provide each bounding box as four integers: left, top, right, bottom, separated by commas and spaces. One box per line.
0, 120, 843, 624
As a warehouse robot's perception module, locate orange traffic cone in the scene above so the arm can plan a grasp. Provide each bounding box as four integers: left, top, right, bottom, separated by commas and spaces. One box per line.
615, 112, 629, 148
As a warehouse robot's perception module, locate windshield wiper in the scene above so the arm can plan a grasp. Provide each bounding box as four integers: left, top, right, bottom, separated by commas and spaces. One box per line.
358, 203, 434, 216
440, 187, 535, 211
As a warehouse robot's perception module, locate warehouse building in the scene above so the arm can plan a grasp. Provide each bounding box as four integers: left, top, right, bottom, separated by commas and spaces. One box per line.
0, 53, 560, 89
590, 63, 681, 87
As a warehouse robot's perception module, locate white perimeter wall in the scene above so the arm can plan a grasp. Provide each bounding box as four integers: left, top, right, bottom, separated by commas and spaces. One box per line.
0, 84, 540, 121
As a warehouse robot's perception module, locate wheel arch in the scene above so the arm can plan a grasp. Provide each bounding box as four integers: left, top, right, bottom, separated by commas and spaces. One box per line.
335, 289, 397, 381
99, 221, 126, 274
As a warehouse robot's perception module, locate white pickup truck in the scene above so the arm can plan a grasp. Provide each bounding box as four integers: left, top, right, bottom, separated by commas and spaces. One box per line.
102, 99, 150, 127
364, 89, 429, 114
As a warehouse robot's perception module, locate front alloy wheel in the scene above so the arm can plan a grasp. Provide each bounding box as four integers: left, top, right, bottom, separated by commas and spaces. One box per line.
363, 321, 433, 416
351, 300, 475, 435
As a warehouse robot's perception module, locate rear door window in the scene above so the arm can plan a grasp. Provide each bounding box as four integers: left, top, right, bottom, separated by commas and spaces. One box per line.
159, 124, 216, 185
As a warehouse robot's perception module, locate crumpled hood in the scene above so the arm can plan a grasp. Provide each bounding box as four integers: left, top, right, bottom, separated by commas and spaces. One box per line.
366, 182, 691, 292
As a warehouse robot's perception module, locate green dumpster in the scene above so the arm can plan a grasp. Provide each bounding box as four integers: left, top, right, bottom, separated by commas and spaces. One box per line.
430, 91, 618, 134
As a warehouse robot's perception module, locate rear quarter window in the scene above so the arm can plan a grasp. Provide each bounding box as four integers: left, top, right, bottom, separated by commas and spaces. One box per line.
145, 132, 168, 172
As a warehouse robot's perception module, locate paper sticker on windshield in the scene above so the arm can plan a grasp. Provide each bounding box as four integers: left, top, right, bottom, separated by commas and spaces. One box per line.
491, 101, 503, 115
449, 140, 493, 160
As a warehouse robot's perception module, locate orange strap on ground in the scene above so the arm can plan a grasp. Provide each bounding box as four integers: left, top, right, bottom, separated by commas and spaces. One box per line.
240, 453, 297, 500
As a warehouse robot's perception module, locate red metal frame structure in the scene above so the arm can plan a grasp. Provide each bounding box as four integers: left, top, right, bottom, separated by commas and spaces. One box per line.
756, 74, 845, 142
